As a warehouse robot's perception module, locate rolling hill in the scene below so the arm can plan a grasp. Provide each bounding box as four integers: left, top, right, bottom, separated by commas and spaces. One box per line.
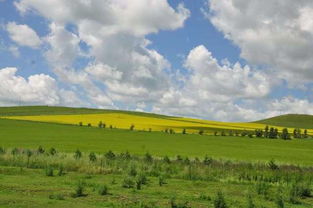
257, 114, 313, 129
0, 106, 312, 134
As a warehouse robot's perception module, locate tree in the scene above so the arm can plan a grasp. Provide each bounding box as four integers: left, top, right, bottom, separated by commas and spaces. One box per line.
264, 125, 269, 138
281, 128, 290, 140
304, 129, 308, 138
182, 128, 186, 134
269, 127, 276, 139
130, 124, 135, 131
255, 129, 263, 138
199, 129, 204, 135
98, 121, 103, 128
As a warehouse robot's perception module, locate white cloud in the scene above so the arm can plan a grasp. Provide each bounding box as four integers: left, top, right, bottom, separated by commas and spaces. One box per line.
14, 0, 188, 108
0, 67, 82, 106
6, 22, 42, 48
206, 0, 313, 86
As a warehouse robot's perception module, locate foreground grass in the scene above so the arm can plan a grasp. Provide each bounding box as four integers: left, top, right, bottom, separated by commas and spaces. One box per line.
1, 119, 313, 165
0, 148, 313, 208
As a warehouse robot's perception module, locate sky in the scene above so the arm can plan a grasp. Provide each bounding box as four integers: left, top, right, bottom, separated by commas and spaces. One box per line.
0, 0, 313, 121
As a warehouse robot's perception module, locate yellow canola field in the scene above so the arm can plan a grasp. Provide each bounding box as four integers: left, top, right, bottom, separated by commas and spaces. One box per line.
4, 113, 311, 134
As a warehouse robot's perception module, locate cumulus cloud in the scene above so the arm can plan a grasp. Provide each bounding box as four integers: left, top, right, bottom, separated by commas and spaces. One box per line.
14, 0, 189, 108
6, 22, 42, 48
206, 0, 313, 86
0, 67, 82, 106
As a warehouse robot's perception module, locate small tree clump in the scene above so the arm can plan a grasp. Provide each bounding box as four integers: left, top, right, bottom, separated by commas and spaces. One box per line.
98, 121, 103, 128
79, 121, 83, 126
87, 123, 92, 127
130, 124, 135, 131
198, 130, 204, 135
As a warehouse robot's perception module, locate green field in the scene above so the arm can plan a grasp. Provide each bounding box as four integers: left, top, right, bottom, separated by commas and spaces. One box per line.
1, 118, 313, 165
1, 106, 313, 207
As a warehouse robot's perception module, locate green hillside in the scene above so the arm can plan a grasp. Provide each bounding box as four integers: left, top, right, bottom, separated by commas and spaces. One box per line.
257, 114, 313, 129
0, 105, 171, 119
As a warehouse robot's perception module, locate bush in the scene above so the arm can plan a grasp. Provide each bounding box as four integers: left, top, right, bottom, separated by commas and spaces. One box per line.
130, 124, 135, 131
98, 121, 103, 128
213, 191, 228, 208
268, 159, 279, 170
74, 149, 82, 159
49, 147, 57, 156
45, 166, 54, 177
11, 147, 19, 155
144, 152, 153, 163
163, 155, 171, 164
98, 184, 109, 195
89, 152, 97, 162
105, 150, 115, 160
58, 165, 64, 176
37, 146, 45, 154
0, 147, 5, 154
198, 130, 204, 135
78, 121, 83, 126
72, 181, 85, 197
122, 177, 135, 188
87, 123, 92, 127
159, 175, 166, 186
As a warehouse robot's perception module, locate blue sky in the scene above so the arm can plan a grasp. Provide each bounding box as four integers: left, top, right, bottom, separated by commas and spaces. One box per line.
0, 0, 312, 121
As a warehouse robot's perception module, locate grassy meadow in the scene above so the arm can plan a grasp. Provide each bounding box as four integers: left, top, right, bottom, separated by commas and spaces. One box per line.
1, 106, 313, 207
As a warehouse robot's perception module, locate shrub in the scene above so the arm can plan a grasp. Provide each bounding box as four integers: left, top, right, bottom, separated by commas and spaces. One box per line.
213, 191, 228, 208
98, 121, 103, 128
57, 165, 64, 176
89, 152, 97, 162
159, 175, 166, 186
74, 149, 82, 159
0, 147, 5, 154
87, 123, 92, 127
105, 150, 115, 160
49, 147, 57, 156
37, 146, 45, 154
45, 166, 54, 177
268, 159, 279, 170
203, 155, 213, 165
144, 152, 153, 163
182, 129, 186, 134
198, 130, 204, 135
72, 181, 85, 197
11, 147, 19, 155
122, 177, 135, 188
137, 173, 148, 185
98, 184, 109, 195
78, 121, 83, 126
130, 124, 135, 131
163, 155, 171, 164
